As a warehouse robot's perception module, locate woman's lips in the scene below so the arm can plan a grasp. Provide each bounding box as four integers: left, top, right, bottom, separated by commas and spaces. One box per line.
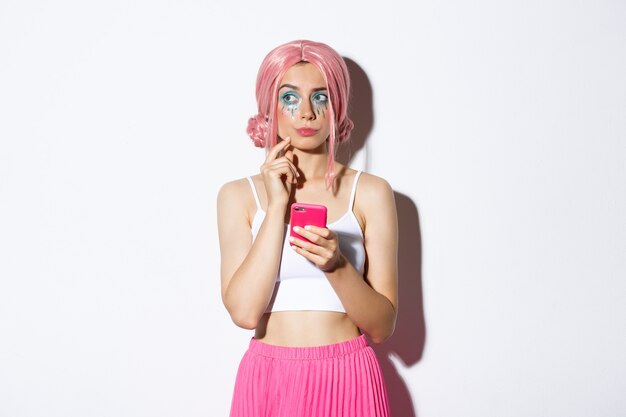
296, 128, 318, 137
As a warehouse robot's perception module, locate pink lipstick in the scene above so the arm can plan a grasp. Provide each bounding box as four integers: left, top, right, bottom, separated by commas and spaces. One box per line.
296, 128, 318, 137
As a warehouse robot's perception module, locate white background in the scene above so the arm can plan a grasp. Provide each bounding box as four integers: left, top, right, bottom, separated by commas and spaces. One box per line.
1, 1, 625, 416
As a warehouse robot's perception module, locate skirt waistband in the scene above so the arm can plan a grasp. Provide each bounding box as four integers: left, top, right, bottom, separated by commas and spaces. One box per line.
248, 334, 369, 360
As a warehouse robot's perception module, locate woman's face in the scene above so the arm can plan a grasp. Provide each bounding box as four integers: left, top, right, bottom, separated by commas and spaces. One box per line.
276, 62, 331, 152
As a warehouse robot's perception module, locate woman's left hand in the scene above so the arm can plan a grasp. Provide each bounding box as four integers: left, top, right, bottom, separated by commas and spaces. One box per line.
288, 225, 343, 272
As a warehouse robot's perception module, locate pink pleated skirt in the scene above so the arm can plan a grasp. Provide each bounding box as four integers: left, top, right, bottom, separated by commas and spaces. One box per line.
229, 333, 390, 417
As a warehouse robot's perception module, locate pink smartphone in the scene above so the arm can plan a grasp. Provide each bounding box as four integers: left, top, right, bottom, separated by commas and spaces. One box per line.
289, 203, 328, 245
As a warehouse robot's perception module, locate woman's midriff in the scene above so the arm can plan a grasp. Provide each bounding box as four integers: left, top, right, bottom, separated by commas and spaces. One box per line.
254, 311, 362, 347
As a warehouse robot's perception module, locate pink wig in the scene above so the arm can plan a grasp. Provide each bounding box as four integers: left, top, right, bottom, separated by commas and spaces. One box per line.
246, 40, 354, 188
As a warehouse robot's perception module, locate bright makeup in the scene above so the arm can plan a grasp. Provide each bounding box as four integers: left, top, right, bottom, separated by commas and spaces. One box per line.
279, 91, 302, 119
296, 128, 319, 137
311, 91, 329, 118
279, 90, 330, 120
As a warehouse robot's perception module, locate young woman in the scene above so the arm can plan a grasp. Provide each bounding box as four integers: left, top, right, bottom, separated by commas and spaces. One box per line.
217, 40, 398, 417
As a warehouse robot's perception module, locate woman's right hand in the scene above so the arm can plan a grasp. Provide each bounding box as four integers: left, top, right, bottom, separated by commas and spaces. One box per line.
260, 137, 299, 209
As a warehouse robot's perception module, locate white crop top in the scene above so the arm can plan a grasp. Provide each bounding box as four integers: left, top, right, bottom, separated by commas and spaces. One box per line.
246, 171, 366, 313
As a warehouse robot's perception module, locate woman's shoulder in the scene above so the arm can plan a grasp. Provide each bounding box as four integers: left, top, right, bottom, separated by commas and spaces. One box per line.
351, 171, 395, 230
355, 171, 393, 198
217, 176, 257, 218
218, 177, 251, 198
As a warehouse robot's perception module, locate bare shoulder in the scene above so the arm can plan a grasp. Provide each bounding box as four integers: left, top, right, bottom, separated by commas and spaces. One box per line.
357, 172, 394, 202
354, 172, 396, 230
218, 177, 248, 206
217, 177, 256, 224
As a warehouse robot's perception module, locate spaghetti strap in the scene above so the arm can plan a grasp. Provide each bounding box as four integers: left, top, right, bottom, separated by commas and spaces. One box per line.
348, 170, 363, 211
246, 176, 262, 211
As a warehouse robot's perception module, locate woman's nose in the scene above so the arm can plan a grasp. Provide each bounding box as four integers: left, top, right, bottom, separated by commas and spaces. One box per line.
299, 99, 316, 120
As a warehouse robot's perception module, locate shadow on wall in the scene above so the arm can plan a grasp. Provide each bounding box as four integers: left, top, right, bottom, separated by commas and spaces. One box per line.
378, 193, 425, 417
335, 58, 372, 168
342, 58, 427, 417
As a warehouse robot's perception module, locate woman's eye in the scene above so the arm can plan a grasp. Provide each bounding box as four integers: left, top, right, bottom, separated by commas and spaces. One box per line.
313, 93, 328, 103
281, 93, 300, 106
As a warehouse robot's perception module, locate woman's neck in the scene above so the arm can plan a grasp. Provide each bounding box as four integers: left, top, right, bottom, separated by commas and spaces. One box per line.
292, 149, 330, 180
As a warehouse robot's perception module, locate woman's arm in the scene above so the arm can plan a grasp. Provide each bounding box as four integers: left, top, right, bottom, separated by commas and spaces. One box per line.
289, 173, 399, 343
217, 181, 283, 329
217, 138, 298, 329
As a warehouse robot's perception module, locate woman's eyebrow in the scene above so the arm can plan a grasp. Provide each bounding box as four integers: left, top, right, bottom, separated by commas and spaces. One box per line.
279, 84, 328, 92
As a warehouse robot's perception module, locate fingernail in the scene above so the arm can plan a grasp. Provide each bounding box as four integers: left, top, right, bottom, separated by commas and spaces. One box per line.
288, 236, 295, 242
293, 226, 300, 232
